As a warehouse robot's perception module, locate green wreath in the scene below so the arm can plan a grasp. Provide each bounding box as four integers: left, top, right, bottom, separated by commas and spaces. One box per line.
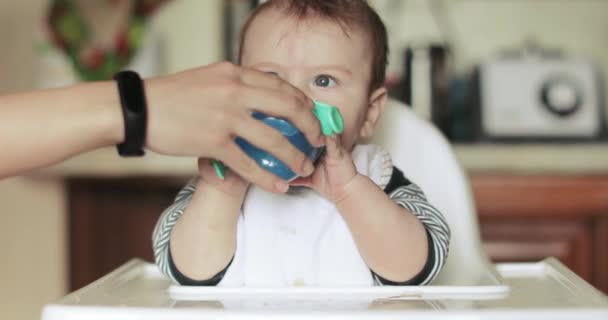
47, 0, 168, 81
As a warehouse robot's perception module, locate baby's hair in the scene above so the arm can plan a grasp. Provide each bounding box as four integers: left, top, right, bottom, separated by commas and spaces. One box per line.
238, 0, 388, 91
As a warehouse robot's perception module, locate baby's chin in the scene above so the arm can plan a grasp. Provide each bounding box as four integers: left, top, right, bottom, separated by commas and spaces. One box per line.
286, 185, 311, 196
344, 135, 360, 152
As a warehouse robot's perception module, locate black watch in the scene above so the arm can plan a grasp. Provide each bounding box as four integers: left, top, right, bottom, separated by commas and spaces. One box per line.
114, 70, 147, 157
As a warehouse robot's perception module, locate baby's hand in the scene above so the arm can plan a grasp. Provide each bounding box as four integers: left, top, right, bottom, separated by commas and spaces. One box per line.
289, 135, 359, 203
198, 158, 250, 198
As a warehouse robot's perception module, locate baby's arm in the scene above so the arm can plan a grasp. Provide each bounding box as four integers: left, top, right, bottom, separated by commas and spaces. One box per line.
336, 168, 449, 285
170, 177, 245, 281
153, 174, 247, 284
290, 136, 449, 285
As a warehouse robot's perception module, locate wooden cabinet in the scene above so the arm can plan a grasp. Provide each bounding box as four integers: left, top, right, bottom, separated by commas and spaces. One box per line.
68, 177, 187, 290
472, 175, 608, 294
67, 175, 608, 293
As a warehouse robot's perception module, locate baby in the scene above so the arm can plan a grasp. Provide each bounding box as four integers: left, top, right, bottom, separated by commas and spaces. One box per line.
153, 0, 449, 287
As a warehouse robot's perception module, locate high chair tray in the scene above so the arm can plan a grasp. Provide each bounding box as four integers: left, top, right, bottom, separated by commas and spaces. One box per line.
170, 255, 510, 300
42, 258, 608, 320
170, 284, 508, 301
169, 268, 509, 301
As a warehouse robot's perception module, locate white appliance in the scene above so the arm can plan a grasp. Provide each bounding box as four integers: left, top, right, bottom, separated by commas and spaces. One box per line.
478, 53, 604, 140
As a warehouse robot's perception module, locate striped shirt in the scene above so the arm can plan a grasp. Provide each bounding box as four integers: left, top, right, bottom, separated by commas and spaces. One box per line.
153, 167, 450, 286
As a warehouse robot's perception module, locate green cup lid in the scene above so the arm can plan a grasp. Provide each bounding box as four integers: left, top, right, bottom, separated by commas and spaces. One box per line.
313, 101, 344, 136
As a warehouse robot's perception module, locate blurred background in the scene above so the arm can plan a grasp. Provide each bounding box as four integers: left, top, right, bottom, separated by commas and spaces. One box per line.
0, 0, 607, 319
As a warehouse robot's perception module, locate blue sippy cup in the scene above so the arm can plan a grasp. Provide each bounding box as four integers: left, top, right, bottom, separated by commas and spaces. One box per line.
212, 101, 344, 181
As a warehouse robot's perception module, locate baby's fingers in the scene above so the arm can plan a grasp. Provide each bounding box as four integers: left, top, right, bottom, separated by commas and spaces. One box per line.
324, 135, 346, 160
198, 158, 217, 176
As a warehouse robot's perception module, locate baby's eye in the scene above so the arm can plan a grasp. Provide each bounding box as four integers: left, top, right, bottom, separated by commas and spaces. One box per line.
314, 75, 337, 88
265, 71, 280, 77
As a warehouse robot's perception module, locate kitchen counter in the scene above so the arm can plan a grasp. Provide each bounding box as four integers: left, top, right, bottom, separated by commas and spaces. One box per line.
454, 143, 608, 175
35, 143, 608, 178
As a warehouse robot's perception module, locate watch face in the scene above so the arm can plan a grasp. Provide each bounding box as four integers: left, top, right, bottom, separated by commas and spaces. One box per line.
117, 71, 147, 113
540, 75, 583, 117
115, 71, 147, 157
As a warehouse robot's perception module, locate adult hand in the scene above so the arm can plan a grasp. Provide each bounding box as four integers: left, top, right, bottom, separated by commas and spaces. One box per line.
0, 61, 322, 193
145, 62, 322, 192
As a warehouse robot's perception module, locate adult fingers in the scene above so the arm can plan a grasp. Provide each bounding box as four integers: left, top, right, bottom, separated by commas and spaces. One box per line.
236, 85, 323, 147
218, 142, 289, 194
239, 67, 309, 105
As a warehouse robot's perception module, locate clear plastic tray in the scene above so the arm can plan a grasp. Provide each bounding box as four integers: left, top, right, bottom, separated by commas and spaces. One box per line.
42, 258, 608, 320
169, 269, 509, 301
170, 250, 509, 301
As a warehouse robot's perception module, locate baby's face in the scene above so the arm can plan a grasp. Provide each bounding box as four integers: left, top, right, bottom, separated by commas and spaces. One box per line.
241, 8, 386, 151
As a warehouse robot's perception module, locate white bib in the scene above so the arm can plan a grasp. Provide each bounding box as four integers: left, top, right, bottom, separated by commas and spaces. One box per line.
219, 144, 392, 287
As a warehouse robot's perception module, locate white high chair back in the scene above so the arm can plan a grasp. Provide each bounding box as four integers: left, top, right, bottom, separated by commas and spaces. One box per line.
365, 99, 498, 285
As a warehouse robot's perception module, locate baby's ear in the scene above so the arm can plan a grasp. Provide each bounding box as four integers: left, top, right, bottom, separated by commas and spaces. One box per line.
359, 87, 387, 139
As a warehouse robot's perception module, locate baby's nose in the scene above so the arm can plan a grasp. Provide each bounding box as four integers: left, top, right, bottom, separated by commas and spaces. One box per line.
294, 83, 316, 101
281, 75, 309, 96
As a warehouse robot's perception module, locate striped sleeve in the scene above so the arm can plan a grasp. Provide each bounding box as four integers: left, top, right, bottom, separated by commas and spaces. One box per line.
373, 167, 451, 286
151, 177, 199, 283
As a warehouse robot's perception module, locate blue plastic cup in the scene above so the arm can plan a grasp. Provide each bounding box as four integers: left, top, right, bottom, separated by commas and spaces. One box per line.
213, 101, 343, 181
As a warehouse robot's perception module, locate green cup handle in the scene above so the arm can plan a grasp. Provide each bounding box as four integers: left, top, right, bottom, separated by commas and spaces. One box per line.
212, 160, 225, 180
313, 101, 344, 136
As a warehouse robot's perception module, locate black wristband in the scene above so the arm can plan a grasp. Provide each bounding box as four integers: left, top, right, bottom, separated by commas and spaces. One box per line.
114, 70, 147, 157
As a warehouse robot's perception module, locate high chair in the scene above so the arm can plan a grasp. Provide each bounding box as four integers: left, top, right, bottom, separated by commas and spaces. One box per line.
42, 99, 608, 320
364, 98, 498, 286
